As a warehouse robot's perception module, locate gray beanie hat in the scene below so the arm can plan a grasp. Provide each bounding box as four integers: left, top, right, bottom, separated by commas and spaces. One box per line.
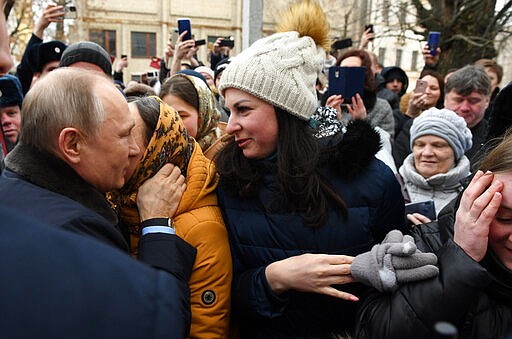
59, 41, 112, 76
218, 31, 325, 121
410, 107, 473, 161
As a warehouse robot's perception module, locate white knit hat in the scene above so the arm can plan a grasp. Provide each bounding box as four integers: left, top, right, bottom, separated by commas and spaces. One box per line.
410, 107, 473, 161
218, 30, 325, 121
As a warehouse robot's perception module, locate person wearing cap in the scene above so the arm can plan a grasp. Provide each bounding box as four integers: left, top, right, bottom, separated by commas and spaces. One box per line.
215, 1, 408, 337
0, 74, 23, 154
15, 3, 67, 95
397, 108, 472, 225
59, 41, 112, 76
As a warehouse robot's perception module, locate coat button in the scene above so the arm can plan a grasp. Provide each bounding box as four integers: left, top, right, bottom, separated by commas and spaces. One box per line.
201, 290, 216, 305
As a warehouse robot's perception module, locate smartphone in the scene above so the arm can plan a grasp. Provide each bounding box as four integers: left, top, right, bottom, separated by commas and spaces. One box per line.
414, 79, 428, 93
194, 39, 206, 47
120, 54, 127, 59
177, 18, 192, 41
331, 38, 352, 50
427, 31, 441, 56
365, 24, 374, 41
64, 3, 77, 19
219, 38, 235, 48
328, 66, 365, 103
405, 200, 436, 220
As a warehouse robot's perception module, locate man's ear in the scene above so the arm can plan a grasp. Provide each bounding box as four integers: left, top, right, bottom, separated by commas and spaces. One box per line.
58, 127, 82, 164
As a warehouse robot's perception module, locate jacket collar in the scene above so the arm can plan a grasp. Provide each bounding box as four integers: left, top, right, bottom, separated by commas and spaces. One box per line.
5, 144, 118, 225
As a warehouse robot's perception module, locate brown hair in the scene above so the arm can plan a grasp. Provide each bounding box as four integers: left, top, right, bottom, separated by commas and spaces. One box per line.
159, 75, 199, 110
336, 49, 376, 92
474, 58, 503, 84
479, 132, 512, 174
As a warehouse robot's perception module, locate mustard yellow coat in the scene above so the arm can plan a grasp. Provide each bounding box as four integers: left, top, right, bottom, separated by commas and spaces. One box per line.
171, 145, 232, 338
125, 144, 232, 338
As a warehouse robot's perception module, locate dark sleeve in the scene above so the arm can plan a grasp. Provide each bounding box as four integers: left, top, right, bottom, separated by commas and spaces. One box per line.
210, 52, 226, 70
356, 240, 491, 338
138, 233, 197, 283
159, 58, 169, 84
16, 34, 43, 95
392, 119, 412, 169
112, 71, 123, 83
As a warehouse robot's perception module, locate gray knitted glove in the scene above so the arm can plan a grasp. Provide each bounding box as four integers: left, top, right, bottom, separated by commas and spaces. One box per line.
351, 230, 439, 292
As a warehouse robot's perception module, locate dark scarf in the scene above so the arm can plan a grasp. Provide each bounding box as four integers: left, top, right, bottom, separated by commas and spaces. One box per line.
481, 250, 512, 304
5, 144, 118, 225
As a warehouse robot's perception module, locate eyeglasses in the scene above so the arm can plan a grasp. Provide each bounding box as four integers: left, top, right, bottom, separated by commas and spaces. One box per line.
3, 0, 15, 20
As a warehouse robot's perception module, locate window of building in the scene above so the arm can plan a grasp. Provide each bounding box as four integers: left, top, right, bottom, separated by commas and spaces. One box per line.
378, 47, 386, 66
89, 29, 116, 56
131, 32, 156, 58
395, 49, 403, 67
411, 50, 418, 71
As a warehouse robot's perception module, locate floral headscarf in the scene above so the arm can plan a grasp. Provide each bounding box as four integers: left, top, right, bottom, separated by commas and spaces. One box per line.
108, 96, 193, 232
175, 73, 221, 151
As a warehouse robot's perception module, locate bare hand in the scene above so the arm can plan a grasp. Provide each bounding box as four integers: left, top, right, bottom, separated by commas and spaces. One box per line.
454, 170, 503, 262
265, 253, 358, 301
346, 93, 367, 120
136, 164, 186, 221
406, 92, 428, 117
422, 44, 441, 67
407, 212, 431, 225
326, 94, 344, 119
174, 31, 196, 60
34, 4, 64, 38
359, 28, 375, 49
115, 57, 128, 72
164, 33, 175, 62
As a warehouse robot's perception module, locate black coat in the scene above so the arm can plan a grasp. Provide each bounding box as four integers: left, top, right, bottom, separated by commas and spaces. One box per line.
356, 189, 512, 339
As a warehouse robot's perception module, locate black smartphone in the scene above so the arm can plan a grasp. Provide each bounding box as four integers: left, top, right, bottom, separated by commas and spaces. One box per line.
331, 38, 352, 50
404, 200, 436, 220
328, 66, 365, 103
365, 24, 374, 41
177, 18, 192, 41
120, 54, 127, 59
194, 39, 206, 47
219, 38, 235, 48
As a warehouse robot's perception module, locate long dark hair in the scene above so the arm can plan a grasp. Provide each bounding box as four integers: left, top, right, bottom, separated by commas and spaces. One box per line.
419, 69, 445, 109
216, 107, 348, 227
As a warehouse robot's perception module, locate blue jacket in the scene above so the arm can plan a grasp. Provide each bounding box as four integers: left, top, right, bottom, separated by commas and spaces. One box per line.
217, 122, 407, 338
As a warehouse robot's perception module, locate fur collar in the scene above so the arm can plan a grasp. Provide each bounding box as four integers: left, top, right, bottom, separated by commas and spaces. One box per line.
5, 144, 118, 225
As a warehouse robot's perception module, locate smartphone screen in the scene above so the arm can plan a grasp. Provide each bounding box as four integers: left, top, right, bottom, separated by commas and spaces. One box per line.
177, 18, 192, 41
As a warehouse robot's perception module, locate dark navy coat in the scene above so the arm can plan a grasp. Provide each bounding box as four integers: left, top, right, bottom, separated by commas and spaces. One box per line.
218, 157, 406, 338
0, 206, 191, 339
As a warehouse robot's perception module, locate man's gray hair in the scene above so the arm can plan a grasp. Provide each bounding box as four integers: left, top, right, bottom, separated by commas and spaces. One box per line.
445, 65, 491, 97
19, 68, 107, 151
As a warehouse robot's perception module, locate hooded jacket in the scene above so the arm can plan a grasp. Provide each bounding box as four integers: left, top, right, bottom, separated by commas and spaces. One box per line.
380, 66, 409, 97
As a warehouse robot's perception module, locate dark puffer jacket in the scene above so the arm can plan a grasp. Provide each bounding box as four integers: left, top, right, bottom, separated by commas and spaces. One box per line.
356, 189, 512, 339
217, 121, 407, 338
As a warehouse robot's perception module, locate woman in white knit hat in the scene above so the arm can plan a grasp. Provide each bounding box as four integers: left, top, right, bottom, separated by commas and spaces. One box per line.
215, 1, 408, 337
399, 107, 472, 225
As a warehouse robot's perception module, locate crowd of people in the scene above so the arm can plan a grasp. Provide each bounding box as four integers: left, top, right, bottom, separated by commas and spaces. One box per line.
0, 0, 511, 338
